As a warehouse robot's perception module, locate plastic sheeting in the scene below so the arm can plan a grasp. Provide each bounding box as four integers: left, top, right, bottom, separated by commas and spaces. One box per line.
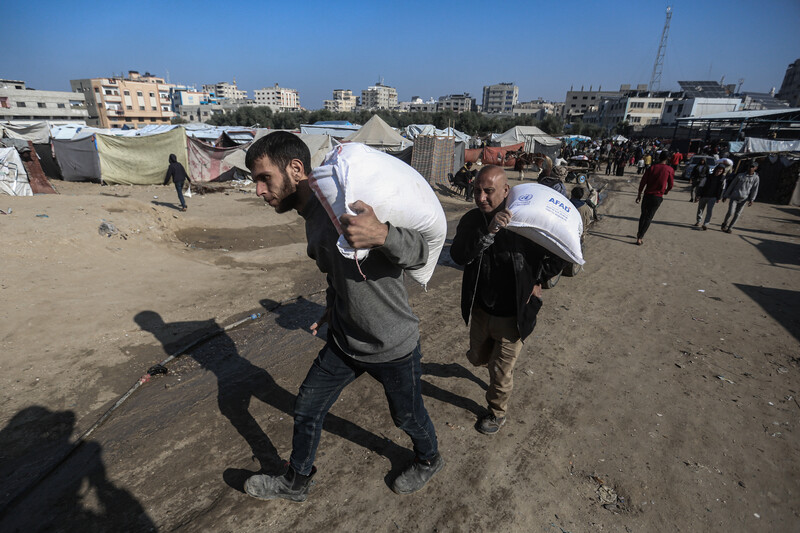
1, 122, 50, 144
491, 126, 561, 148
222, 132, 334, 174
482, 143, 524, 167
52, 136, 102, 182
96, 127, 188, 185
404, 124, 471, 144
743, 138, 800, 153
187, 136, 238, 182
0, 147, 32, 196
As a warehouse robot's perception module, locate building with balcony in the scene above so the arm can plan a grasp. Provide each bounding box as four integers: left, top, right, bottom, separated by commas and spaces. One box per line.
481, 83, 518, 114
71, 71, 175, 129
563, 85, 630, 122
254, 84, 300, 111
0, 79, 88, 123
361, 82, 398, 111
583, 89, 680, 130
202, 80, 247, 102
512, 98, 562, 119
323, 89, 358, 112
438, 93, 476, 113
406, 97, 438, 113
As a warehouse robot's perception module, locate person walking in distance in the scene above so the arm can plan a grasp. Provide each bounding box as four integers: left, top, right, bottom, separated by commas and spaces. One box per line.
694, 164, 726, 230
721, 161, 760, 234
635, 152, 674, 245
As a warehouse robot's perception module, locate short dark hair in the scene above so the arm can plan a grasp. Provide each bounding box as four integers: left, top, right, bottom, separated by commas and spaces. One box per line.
245, 131, 311, 175
658, 152, 669, 162
571, 186, 585, 200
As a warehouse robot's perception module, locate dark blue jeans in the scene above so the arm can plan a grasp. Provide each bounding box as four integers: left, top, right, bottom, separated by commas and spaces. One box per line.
289, 342, 438, 476
174, 180, 186, 208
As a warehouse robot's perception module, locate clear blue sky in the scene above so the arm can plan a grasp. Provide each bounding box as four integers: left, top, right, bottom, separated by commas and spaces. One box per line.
3, 0, 798, 109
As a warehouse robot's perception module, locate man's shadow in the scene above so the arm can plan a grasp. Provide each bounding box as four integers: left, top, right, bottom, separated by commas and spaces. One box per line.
134, 305, 411, 491
151, 200, 183, 211
0, 406, 155, 532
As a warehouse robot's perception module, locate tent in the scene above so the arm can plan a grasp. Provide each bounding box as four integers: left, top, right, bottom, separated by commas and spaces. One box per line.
187, 136, 240, 182
490, 126, 561, 161
96, 127, 188, 185
52, 136, 102, 182
742, 138, 800, 153
222, 131, 334, 174
0, 147, 32, 196
1, 122, 51, 144
344, 115, 412, 151
411, 136, 454, 186
301, 121, 361, 138
404, 124, 471, 144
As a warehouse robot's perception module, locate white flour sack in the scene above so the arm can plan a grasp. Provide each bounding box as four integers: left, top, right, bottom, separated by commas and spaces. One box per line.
309, 143, 447, 287
505, 183, 585, 265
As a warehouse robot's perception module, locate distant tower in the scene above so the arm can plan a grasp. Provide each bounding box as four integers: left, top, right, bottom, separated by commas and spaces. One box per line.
649, 6, 673, 92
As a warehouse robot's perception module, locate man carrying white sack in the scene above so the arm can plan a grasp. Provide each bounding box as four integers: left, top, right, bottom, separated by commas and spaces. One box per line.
451, 165, 566, 434
243, 132, 442, 502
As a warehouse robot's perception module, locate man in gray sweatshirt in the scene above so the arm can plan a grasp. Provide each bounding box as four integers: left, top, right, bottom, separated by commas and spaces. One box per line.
242, 132, 442, 502
721, 161, 760, 233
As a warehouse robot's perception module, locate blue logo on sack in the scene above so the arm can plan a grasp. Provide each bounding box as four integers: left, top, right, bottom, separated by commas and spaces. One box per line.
518, 194, 533, 201
548, 197, 571, 212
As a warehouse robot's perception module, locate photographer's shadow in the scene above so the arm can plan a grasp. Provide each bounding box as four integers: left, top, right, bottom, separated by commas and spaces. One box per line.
135, 304, 410, 492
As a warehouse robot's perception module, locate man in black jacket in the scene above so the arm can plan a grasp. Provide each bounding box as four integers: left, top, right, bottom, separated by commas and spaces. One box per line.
451, 165, 565, 434
694, 164, 726, 230
164, 154, 192, 211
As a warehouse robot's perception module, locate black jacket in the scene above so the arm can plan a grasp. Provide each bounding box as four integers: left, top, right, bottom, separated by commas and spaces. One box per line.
450, 207, 566, 341
697, 172, 726, 200
164, 154, 190, 185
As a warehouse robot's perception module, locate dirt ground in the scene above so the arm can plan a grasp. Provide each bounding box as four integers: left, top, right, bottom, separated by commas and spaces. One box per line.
0, 167, 798, 532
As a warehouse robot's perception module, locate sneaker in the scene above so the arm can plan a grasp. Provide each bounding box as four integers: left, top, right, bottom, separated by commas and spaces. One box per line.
244, 464, 316, 502
701, 225, 707, 231
723, 227, 732, 234
477, 414, 506, 435
392, 454, 444, 495
693, 222, 701, 227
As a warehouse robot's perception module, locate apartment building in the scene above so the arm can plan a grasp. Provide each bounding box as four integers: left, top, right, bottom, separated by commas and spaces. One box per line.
0, 79, 88, 123
776, 58, 800, 107
254, 84, 300, 111
323, 89, 358, 112
406, 97, 437, 113
71, 71, 175, 129
584, 90, 680, 130
438, 93, 476, 113
481, 83, 518, 114
202, 80, 247, 101
512, 98, 563, 119
563, 85, 630, 121
361, 82, 398, 110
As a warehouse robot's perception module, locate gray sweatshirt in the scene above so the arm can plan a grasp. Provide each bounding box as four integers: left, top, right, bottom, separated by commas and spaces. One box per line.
300, 195, 428, 363
723, 172, 760, 202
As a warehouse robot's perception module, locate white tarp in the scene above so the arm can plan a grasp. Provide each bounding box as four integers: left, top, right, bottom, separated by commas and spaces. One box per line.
404, 124, 471, 144
0, 147, 33, 196
344, 115, 412, 151
491, 126, 561, 148
743, 137, 800, 153
1, 122, 50, 144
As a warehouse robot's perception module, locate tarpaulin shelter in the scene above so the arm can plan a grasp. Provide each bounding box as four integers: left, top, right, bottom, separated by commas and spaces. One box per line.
404, 124, 472, 144
465, 148, 482, 163
187, 136, 239, 182
223, 131, 334, 174
0, 147, 32, 196
52, 136, 102, 182
301, 121, 361, 138
344, 115, 412, 151
482, 143, 524, 167
96, 127, 188, 185
411, 136, 454, 186
742, 138, 800, 153
732, 152, 800, 205
490, 126, 561, 161
1, 122, 51, 144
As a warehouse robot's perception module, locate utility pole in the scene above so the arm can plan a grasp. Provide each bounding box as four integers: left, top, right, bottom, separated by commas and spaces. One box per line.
649, 6, 672, 92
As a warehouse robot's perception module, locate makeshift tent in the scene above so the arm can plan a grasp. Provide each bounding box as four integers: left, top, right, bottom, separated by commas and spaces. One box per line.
404, 124, 471, 144
223, 132, 334, 174
301, 121, 361, 138
490, 126, 561, 161
96, 127, 188, 185
344, 115, 412, 151
0, 147, 32, 196
411, 136, 454, 186
52, 136, 102, 182
465, 148, 482, 163
482, 143, 524, 167
733, 152, 800, 205
187, 136, 239, 182
1, 122, 50, 144
743, 138, 800, 153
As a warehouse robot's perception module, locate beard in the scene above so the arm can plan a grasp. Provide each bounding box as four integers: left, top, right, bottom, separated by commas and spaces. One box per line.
272, 168, 298, 213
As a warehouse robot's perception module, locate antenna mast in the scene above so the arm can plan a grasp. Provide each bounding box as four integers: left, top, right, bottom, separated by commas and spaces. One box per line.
649, 6, 672, 91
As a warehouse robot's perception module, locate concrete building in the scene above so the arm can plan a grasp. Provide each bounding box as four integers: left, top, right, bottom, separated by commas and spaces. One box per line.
583, 90, 680, 131
481, 82, 518, 114
406, 97, 437, 113
202, 80, 247, 101
512, 98, 562, 119
361, 82, 398, 110
563, 85, 632, 122
170, 85, 213, 112
70, 71, 174, 129
776, 58, 800, 107
254, 84, 300, 111
740, 91, 790, 110
0, 79, 88, 123
660, 97, 742, 125
323, 89, 358, 112
438, 93, 476, 113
